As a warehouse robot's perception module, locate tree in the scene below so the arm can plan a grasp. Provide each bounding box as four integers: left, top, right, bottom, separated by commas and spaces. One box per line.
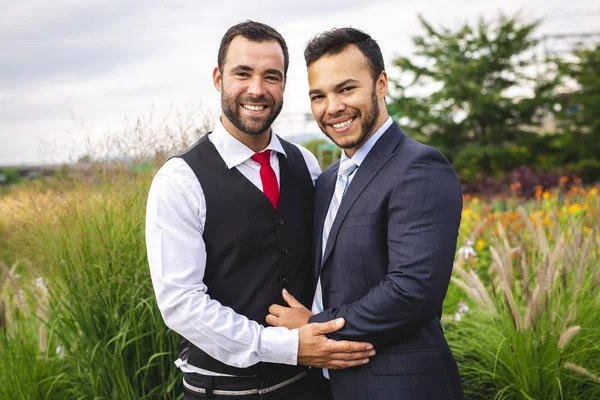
388, 14, 559, 179
554, 43, 600, 182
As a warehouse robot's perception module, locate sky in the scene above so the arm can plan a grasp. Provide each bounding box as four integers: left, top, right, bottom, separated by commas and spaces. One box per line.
1, 0, 599, 166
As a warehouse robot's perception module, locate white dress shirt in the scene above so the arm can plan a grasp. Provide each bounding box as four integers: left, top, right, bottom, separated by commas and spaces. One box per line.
146, 119, 321, 376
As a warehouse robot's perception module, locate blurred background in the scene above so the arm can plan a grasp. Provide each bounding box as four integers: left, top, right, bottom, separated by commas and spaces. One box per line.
1, 0, 599, 193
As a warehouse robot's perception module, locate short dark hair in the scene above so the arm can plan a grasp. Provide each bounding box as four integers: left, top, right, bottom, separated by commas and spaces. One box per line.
218, 20, 289, 76
304, 27, 385, 82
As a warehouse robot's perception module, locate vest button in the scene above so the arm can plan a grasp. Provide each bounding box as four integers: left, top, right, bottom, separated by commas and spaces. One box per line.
282, 277, 289, 284
254, 377, 265, 387
281, 248, 289, 255
277, 217, 284, 226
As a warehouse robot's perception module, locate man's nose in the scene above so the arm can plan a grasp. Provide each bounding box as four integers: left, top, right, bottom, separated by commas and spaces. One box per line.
326, 95, 346, 115
247, 77, 266, 98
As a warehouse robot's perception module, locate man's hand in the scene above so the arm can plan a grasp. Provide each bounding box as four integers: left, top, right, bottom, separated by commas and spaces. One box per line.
267, 289, 312, 329
297, 318, 375, 369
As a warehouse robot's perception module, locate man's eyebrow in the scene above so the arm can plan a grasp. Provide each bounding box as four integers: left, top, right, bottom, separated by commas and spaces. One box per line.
230, 65, 283, 79
334, 78, 359, 91
309, 78, 360, 97
231, 65, 253, 73
265, 69, 283, 79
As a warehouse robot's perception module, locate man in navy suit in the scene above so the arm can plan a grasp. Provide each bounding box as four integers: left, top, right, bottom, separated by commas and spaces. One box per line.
267, 27, 464, 399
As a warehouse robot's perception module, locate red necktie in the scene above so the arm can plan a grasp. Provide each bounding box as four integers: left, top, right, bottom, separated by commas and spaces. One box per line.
251, 150, 279, 209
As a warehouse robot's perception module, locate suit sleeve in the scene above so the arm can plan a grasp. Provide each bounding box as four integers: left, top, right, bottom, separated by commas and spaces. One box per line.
308, 148, 463, 342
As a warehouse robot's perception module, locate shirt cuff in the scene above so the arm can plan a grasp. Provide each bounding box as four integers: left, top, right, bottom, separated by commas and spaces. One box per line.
259, 327, 299, 365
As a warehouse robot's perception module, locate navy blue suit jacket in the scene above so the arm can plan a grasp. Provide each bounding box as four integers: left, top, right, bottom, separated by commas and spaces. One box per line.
309, 122, 464, 400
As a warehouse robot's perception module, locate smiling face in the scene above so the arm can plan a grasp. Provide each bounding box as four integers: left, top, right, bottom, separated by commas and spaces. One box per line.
308, 45, 388, 157
214, 36, 286, 142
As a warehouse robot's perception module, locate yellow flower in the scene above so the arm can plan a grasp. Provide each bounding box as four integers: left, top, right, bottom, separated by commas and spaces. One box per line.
472, 197, 480, 205
543, 191, 551, 199
462, 208, 472, 217
591, 188, 598, 196
584, 226, 592, 234
568, 204, 582, 214
476, 239, 486, 251
542, 218, 552, 227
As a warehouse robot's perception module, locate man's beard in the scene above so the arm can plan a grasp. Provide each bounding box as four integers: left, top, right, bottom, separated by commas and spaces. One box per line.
221, 91, 283, 136
320, 85, 380, 149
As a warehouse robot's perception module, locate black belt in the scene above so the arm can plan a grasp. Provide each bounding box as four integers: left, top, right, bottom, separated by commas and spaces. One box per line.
183, 371, 307, 398
183, 368, 330, 399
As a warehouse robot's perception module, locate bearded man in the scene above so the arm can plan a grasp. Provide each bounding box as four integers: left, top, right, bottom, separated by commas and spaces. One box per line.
145, 21, 375, 400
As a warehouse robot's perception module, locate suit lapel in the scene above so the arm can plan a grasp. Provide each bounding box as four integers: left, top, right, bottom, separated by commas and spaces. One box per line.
321, 123, 404, 267
315, 161, 338, 276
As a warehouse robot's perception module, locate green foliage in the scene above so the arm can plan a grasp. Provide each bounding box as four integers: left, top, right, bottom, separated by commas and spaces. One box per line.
303, 138, 340, 170
447, 209, 600, 399
554, 43, 600, 182
0, 173, 181, 399
556, 43, 600, 134
567, 158, 600, 183
0, 262, 66, 400
0, 168, 22, 186
388, 14, 560, 179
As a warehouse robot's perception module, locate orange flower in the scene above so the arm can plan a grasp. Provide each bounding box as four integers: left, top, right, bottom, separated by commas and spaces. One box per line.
560, 176, 569, 184
542, 218, 552, 227
510, 182, 522, 191
573, 177, 582, 184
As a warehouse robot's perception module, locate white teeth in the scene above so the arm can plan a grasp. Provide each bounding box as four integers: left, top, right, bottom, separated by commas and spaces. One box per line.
243, 104, 266, 111
332, 118, 353, 129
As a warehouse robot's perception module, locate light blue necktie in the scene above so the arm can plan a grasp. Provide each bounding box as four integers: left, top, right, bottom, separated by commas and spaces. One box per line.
312, 158, 358, 314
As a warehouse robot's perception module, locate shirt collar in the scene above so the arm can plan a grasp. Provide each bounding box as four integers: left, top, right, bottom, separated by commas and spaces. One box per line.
210, 118, 287, 169
340, 116, 393, 168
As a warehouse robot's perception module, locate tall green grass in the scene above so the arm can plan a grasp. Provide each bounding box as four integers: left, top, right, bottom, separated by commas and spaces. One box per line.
0, 261, 66, 400
1, 171, 181, 399
446, 209, 600, 399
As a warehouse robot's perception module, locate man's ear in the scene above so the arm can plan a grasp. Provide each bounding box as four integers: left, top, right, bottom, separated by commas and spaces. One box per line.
377, 70, 388, 100
213, 66, 222, 92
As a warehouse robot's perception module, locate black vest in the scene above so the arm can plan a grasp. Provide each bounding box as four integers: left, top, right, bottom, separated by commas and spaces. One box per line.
177, 134, 314, 382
